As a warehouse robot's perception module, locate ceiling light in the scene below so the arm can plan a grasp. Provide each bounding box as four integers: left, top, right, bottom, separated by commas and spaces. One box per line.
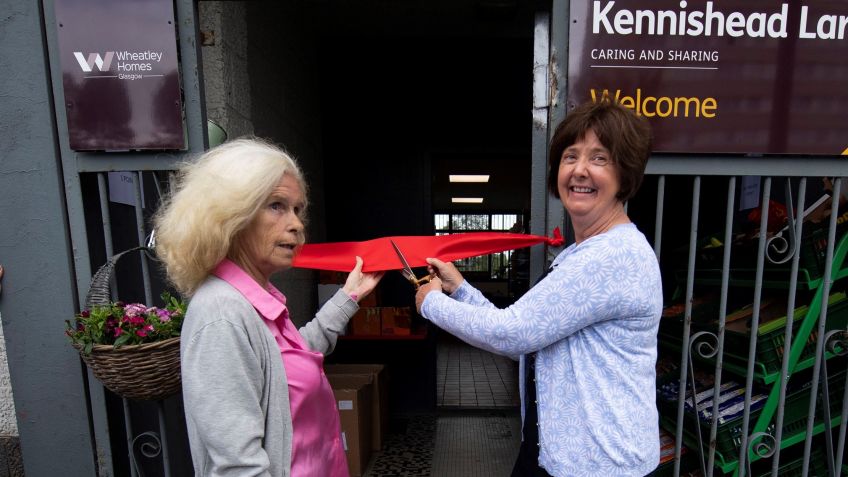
452, 197, 484, 204
449, 175, 490, 183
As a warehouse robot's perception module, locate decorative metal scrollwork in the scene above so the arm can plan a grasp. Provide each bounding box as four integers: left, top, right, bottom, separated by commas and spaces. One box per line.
765, 230, 796, 265
766, 178, 802, 265
689, 331, 719, 360
744, 431, 777, 477
824, 329, 848, 356
748, 431, 776, 459
130, 431, 162, 477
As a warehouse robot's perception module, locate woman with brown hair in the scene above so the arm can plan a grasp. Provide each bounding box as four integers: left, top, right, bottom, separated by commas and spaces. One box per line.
416, 100, 661, 476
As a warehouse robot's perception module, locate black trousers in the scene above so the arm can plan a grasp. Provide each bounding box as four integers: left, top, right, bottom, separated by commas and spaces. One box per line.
511, 440, 554, 476
510, 352, 553, 477
512, 267, 555, 477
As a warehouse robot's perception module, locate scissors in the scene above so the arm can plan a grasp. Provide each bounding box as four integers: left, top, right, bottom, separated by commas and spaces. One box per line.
390, 240, 433, 289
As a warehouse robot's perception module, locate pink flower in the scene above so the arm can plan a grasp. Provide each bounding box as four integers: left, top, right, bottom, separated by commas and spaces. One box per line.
157, 309, 172, 322
67, 291, 185, 350
124, 304, 147, 317
123, 315, 144, 326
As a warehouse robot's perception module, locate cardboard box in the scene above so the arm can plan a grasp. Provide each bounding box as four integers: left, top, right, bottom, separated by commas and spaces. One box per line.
328, 374, 373, 477
358, 291, 378, 307
381, 307, 412, 336
324, 364, 389, 451
350, 307, 381, 336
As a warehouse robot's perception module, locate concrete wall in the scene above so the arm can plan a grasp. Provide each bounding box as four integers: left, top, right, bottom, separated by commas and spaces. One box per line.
0, 316, 22, 476
0, 1, 100, 475
199, 1, 254, 139
198, 2, 325, 326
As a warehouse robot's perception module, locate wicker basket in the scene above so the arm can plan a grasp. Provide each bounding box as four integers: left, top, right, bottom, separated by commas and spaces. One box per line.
75, 246, 182, 401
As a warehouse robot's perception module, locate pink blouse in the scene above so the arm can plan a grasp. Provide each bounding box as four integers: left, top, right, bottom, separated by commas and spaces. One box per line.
214, 259, 348, 477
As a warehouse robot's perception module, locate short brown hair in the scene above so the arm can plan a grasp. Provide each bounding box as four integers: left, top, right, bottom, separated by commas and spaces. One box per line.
548, 100, 652, 201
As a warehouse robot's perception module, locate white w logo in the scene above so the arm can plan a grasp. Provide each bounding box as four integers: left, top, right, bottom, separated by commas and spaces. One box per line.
73, 52, 114, 72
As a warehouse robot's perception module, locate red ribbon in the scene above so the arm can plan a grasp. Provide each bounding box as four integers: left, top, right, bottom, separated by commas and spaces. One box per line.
293, 227, 564, 272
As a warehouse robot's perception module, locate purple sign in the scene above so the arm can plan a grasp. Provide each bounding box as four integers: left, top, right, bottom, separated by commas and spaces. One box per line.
568, 1, 848, 155
55, 0, 184, 151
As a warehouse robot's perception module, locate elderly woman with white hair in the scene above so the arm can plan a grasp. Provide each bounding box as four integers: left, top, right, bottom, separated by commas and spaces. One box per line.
154, 138, 383, 476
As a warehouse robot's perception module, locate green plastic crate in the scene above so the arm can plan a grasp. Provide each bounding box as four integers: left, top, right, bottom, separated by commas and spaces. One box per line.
793, 218, 848, 282
727, 218, 848, 282
751, 446, 826, 477
659, 369, 846, 468
722, 292, 848, 377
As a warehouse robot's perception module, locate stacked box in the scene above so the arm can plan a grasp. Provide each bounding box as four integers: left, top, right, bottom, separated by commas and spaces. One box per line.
327, 374, 373, 477
349, 306, 414, 336
358, 292, 378, 307
381, 307, 412, 336
325, 364, 389, 450
350, 307, 382, 336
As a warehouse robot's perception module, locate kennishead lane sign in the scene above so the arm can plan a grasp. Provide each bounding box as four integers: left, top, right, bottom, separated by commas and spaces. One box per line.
569, 1, 848, 155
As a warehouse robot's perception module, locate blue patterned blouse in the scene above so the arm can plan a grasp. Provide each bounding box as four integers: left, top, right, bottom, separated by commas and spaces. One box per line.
421, 223, 662, 476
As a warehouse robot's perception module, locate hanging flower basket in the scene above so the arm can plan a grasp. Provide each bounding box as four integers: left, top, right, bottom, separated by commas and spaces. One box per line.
66, 247, 186, 401
73, 338, 182, 401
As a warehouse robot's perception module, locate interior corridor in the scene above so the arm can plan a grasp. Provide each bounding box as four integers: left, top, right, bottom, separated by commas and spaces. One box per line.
364, 334, 522, 476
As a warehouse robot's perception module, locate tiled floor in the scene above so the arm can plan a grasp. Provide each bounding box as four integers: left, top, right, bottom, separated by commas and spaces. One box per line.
436, 335, 520, 408
430, 411, 521, 476
364, 336, 522, 476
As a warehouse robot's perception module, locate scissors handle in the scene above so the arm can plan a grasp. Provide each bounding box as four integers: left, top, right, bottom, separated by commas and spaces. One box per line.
411, 274, 434, 290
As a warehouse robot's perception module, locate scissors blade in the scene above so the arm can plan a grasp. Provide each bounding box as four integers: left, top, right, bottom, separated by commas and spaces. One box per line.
390, 240, 417, 280
400, 268, 418, 284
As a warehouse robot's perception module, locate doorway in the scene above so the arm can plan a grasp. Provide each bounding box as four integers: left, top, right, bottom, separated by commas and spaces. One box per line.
309, 8, 535, 414
208, 1, 538, 474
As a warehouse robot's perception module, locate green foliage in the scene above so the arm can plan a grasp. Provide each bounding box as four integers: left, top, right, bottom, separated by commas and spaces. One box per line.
66, 292, 186, 353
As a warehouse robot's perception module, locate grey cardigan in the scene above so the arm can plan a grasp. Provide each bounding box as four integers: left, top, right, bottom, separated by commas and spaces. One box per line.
181, 276, 357, 477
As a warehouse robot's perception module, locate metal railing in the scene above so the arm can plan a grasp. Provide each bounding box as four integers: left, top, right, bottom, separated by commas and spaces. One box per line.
93, 170, 177, 477
650, 173, 848, 477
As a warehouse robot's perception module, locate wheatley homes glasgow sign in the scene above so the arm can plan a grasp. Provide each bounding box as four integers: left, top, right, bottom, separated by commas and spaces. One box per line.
568, 1, 848, 155
55, 0, 184, 151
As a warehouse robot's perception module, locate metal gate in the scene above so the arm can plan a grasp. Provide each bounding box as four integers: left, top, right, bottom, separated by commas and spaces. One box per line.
39, 0, 207, 474
537, 2, 848, 476
641, 172, 848, 477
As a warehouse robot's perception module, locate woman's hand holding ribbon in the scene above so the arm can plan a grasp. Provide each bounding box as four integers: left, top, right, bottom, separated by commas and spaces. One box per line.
342, 256, 384, 303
